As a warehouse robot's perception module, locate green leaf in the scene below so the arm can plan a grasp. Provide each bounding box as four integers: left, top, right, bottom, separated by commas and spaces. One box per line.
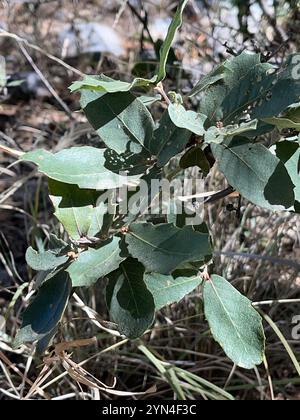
151, 110, 191, 167
106, 259, 155, 338
144, 273, 202, 310
25, 247, 69, 272
199, 53, 300, 128
7, 79, 25, 87
204, 120, 258, 144
168, 103, 207, 136
187, 63, 226, 97
103, 148, 152, 176
262, 106, 300, 131
20, 147, 141, 190
222, 54, 300, 125
203, 275, 265, 369
126, 223, 211, 274
67, 237, 126, 287
80, 89, 154, 156
262, 116, 300, 131
157, 0, 189, 82
212, 137, 295, 210
48, 179, 106, 240
199, 83, 227, 127
70, 74, 157, 93
36, 327, 58, 355
124, 165, 163, 225
139, 94, 162, 107
199, 52, 262, 125
14, 271, 71, 347
275, 140, 300, 210
180, 145, 210, 174
48, 234, 69, 252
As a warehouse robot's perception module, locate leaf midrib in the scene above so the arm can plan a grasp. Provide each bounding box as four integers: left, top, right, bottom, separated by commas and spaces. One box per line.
209, 279, 254, 361
128, 229, 206, 258
71, 244, 121, 282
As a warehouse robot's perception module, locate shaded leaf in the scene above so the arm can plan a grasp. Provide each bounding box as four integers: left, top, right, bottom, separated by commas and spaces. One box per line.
67, 237, 126, 287
203, 275, 265, 369
262, 106, 300, 131
144, 273, 202, 310
103, 148, 152, 176
199, 52, 262, 125
48, 234, 69, 252
139, 94, 162, 107
14, 271, 71, 347
48, 179, 106, 240
36, 326, 58, 355
222, 54, 300, 125
80, 89, 154, 156
276, 140, 300, 210
124, 165, 163, 225
212, 137, 295, 210
180, 145, 210, 174
150, 110, 191, 167
106, 259, 155, 338
187, 63, 226, 97
199, 83, 227, 127
126, 223, 211, 274
199, 52, 300, 128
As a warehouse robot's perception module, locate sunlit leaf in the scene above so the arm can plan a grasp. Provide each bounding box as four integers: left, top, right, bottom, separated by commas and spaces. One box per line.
203, 275, 265, 369
20, 147, 141, 190
67, 237, 126, 287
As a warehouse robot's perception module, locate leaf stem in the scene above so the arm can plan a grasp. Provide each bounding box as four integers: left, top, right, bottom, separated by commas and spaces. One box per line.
155, 82, 171, 105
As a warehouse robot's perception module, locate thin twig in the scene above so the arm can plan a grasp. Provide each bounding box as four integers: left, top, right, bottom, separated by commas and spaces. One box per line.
155, 82, 171, 105
0, 29, 85, 77
127, 1, 155, 46
215, 250, 300, 271
113, 0, 129, 28
204, 186, 236, 204
17, 42, 73, 118
0, 144, 23, 158
0, 350, 50, 399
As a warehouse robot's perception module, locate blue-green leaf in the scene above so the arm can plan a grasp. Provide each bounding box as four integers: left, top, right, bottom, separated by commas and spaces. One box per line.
126, 223, 211, 274
70, 75, 157, 93
14, 271, 71, 347
144, 273, 202, 310
80, 89, 154, 157
203, 275, 265, 369
20, 147, 141, 190
67, 237, 126, 287
168, 103, 207, 136
157, 0, 189, 82
106, 259, 155, 338
48, 179, 106, 240
212, 137, 295, 210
